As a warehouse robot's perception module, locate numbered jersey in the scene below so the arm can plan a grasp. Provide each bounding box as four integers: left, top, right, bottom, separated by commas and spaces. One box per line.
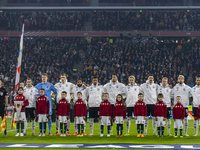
55, 80, 75, 103
104, 81, 125, 105
23, 86, 38, 108
85, 84, 104, 107
172, 83, 191, 107
123, 83, 142, 107
191, 85, 200, 107
157, 84, 172, 107
140, 81, 159, 105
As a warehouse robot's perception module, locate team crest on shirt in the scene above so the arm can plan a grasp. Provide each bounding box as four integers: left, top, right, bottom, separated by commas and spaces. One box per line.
153, 86, 155, 88
135, 88, 137, 91
176, 87, 179, 91
137, 121, 139, 123
183, 88, 185, 91
166, 89, 168, 92
137, 103, 139, 105
45, 84, 51, 90
128, 87, 130, 91
97, 88, 100, 91
66, 84, 68, 87
116, 85, 118, 88
142, 103, 143, 105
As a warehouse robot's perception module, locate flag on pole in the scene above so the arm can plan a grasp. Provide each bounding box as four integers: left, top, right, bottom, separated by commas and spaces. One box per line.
11, 110, 16, 129
1, 116, 6, 132
15, 24, 24, 93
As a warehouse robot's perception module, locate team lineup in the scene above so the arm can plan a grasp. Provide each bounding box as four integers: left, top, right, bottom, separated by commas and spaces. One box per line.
1, 73, 200, 138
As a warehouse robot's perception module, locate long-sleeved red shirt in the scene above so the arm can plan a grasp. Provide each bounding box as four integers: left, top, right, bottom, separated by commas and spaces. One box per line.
134, 100, 147, 117
154, 101, 167, 118
57, 98, 70, 116
36, 95, 49, 115
13, 94, 29, 112
113, 101, 126, 119
99, 100, 112, 116
74, 99, 87, 117
173, 103, 185, 119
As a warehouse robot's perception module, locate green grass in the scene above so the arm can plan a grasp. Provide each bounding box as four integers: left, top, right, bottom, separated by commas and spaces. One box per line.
0, 119, 199, 145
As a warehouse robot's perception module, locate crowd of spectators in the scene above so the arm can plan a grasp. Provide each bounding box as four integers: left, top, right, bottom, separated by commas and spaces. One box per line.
91, 10, 198, 31
7, 0, 90, 6
79, 37, 200, 86
99, 0, 183, 6
1, 10, 199, 31
1, 36, 200, 97
0, 37, 80, 95
0, 11, 87, 31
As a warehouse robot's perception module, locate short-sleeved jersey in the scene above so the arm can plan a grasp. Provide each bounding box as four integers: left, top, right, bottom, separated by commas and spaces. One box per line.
0, 87, 8, 105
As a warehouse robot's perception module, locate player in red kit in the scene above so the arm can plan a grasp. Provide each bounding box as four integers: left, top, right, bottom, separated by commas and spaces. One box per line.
173, 96, 185, 138
36, 88, 49, 136
154, 93, 167, 137
74, 92, 87, 137
113, 94, 126, 137
57, 91, 70, 137
99, 93, 112, 137
134, 93, 147, 137
13, 87, 29, 137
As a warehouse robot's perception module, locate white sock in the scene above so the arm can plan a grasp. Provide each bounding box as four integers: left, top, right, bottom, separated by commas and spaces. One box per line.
84, 121, 86, 132
184, 117, 188, 134
167, 119, 171, 135
74, 120, 77, 133
31, 120, 35, 134
67, 119, 70, 132
110, 126, 113, 133
126, 118, 131, 133
89, 119, 94, 133
56, 118, 60, 132
152, 117, 156, 134
194, 120, 198, 135
145, 118, 148, 134
24, 119, 27, 133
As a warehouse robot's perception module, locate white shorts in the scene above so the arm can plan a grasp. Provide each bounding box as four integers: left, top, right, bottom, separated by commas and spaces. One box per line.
174, 119, 183, 129
14, 112, 26, 122
156, 117, 166, 127
101, 116, 111, 126
38, 114, 48, 123
59, 116, 67, 123
75, 116, 85, 124
136, 116, 145, 124
115, 116, 124, 124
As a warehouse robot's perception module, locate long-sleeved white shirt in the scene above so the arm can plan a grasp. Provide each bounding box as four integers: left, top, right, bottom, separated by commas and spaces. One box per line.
104, 80, 125, 105
190, 85, 200, 107
172, 83, 191, 107
123, 83, 142, 107
23, 86, 38, 108
157, 83, 173, 107
84, 84, 104, 107
71, 85, 86, 102
140, 80, 159, 105
54, 80, 75, 103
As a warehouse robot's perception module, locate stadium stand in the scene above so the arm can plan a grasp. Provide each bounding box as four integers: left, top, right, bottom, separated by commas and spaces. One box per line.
0, 10, 198, 31
0, 37, 80, 94
0, 11, 87, 31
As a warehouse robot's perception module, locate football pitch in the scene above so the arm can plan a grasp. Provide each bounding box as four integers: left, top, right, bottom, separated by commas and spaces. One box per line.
0, 119, 200, 150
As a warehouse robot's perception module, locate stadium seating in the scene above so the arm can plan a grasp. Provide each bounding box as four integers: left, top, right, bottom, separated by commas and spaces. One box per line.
0, 37, 80, 93
78, 37, 198, 86
1, 10, 198, 31
0, 11, 86, 31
